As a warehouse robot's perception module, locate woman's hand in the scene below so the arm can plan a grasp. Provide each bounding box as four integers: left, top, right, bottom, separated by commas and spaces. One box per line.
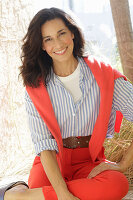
58, 190, 80, 200
88, 141, 133, 179
87, 160, 126, 179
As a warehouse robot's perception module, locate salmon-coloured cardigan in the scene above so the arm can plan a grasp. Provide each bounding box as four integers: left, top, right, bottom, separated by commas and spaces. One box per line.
26, 56, 126, 175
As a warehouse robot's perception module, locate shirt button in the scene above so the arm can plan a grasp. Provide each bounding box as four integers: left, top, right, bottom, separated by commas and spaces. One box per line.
73, 113, 75, 117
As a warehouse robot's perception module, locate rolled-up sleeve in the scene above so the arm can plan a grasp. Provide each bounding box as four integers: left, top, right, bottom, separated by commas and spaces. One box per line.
113, 77, 133, 122
25, 90, 59, 155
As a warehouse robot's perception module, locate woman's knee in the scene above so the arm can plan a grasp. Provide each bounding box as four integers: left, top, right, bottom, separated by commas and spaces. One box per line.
97, 170, 129, 200
4, 185, 29, 200
70, 170, 129, 200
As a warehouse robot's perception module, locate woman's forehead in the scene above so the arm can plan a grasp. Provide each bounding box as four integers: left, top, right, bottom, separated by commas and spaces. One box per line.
41, 18, 68, 36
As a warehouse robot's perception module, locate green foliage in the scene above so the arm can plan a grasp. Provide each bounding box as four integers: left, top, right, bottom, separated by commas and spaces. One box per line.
110, 43, 123, 73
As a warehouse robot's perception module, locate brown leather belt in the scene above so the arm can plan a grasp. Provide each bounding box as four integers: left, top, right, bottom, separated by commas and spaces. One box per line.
63, 136, 91, 149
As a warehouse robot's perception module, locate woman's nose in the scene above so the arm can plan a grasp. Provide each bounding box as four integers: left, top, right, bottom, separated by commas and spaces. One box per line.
53, 38, 63, 49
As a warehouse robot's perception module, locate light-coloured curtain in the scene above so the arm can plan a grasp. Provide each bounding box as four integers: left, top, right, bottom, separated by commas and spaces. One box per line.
0, 0, 35, 185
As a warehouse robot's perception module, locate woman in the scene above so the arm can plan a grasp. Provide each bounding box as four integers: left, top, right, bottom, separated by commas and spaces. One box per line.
1, 7, 133, 200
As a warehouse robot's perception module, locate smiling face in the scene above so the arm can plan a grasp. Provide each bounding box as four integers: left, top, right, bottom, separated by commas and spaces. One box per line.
41, 18, 75, 63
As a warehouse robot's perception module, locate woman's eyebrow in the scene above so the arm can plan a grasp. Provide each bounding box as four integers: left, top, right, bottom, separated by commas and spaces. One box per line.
42, 35, 51, 39
42, 28, 66, 39
57, 28, 66, 33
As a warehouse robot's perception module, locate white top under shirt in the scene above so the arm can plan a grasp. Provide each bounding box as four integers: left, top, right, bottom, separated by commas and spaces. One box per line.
57, 63, 82, 103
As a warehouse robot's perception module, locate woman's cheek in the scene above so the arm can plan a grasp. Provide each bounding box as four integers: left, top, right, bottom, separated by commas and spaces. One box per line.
63, 36, 73, 45
45, 46, 53, 55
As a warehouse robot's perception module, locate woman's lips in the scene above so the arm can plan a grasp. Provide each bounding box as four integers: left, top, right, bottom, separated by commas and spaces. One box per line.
54, 47, 67, 55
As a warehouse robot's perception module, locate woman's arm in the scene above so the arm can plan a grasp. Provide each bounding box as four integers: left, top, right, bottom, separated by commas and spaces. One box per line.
40, 150, 67, 195
25, 91, 79, 199
113, 78, 133, 122
40, 150, 80, 200
25, 90, 59, 155
88, 78, 133, 178
119, 140, 133, 172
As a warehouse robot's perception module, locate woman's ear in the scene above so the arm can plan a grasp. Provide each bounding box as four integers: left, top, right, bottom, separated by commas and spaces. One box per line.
42, 46, 45, 51
71, 33, 74, 40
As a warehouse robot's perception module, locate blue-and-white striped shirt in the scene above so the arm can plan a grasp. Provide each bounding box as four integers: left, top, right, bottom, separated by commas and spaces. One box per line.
25, 57, 133, 155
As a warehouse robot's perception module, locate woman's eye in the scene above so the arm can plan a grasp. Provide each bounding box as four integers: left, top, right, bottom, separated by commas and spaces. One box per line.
44, 38, 52, 42
59, 32, 66, 36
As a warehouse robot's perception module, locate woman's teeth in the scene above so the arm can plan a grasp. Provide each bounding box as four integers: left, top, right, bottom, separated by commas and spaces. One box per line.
54, 48, 67, 55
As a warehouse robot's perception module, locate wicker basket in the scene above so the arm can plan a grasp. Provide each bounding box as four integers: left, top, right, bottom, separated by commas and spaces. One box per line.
104, 118, 133, 189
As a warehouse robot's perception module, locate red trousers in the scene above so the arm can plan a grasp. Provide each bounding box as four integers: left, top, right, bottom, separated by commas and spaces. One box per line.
28, 147, 129, 200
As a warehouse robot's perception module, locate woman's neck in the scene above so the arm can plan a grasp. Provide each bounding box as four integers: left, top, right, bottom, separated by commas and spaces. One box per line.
53, 56, 78, 77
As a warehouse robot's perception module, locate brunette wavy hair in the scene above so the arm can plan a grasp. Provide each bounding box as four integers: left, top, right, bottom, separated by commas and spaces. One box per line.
19, 7, 85, 87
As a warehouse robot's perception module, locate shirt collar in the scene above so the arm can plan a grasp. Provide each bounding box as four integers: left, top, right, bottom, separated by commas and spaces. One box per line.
78, 57, 92, 82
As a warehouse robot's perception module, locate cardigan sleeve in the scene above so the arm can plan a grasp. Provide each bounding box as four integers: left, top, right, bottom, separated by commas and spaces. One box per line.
25, 90, 59, 155
112, 77, 133, 122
